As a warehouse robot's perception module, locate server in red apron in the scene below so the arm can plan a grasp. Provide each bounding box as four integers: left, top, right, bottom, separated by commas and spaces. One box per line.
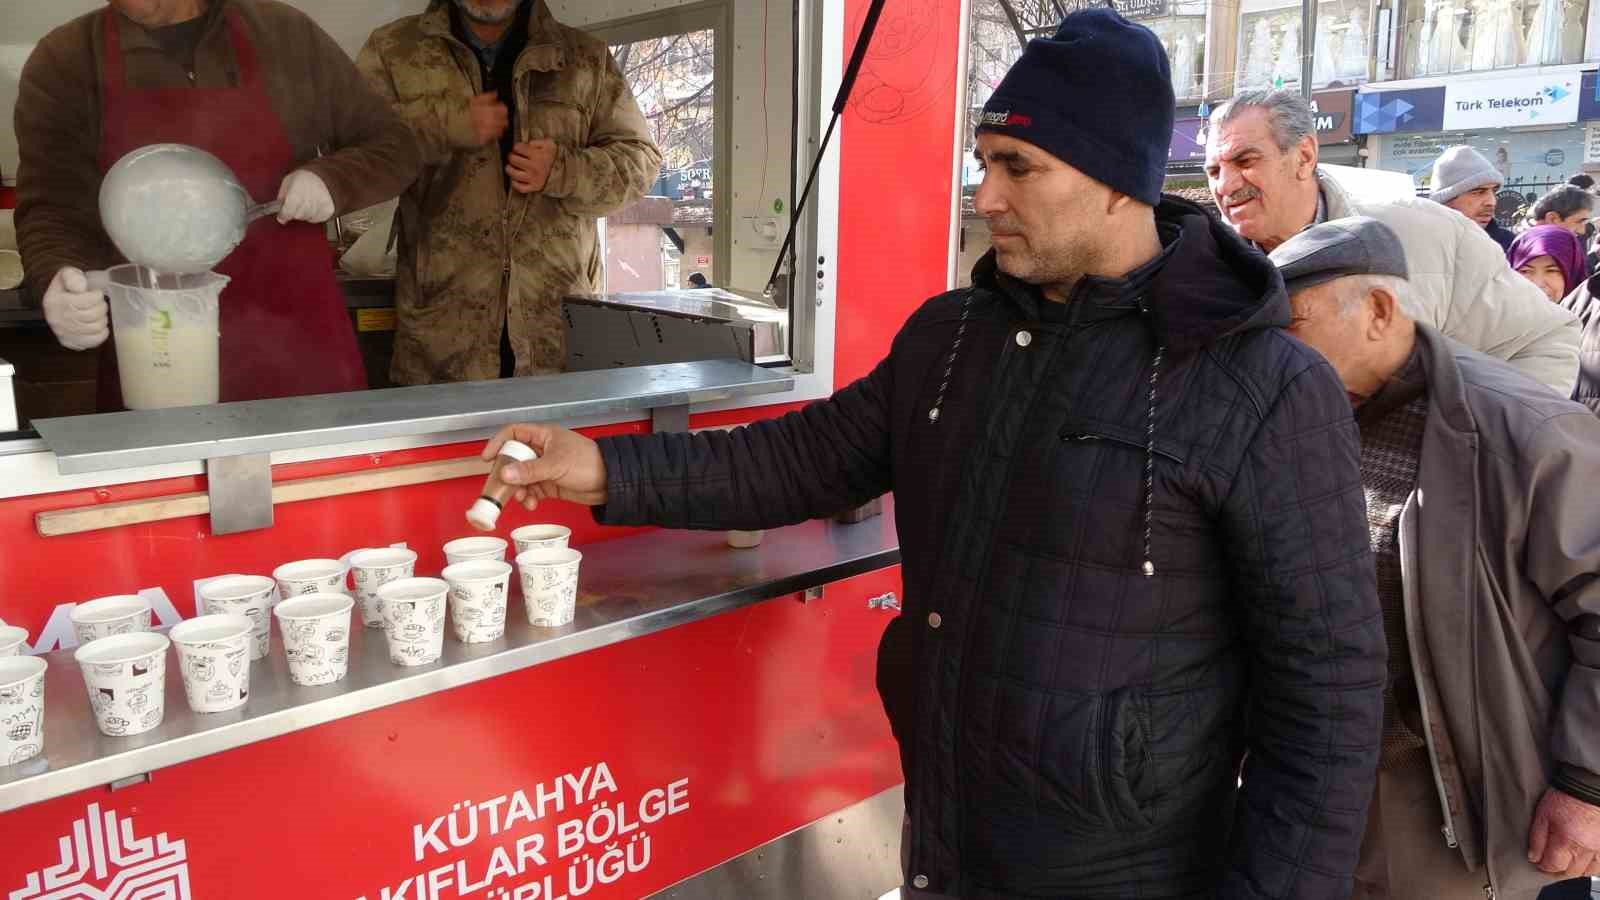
15, 0, 422, 407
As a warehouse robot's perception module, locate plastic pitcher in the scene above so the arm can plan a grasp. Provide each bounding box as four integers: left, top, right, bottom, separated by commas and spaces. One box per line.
101, 264, 227, 410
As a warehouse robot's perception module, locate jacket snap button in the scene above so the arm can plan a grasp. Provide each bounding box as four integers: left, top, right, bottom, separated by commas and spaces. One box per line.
913, 875, 930, 889
927, 613, 942, 629
1015, 330, 1032, 348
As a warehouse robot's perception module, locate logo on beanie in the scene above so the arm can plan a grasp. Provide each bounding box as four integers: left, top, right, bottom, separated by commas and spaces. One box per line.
980, 109, 1033, 128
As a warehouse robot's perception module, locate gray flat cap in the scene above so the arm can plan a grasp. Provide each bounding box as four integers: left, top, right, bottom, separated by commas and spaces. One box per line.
1268, 216, 1410, 294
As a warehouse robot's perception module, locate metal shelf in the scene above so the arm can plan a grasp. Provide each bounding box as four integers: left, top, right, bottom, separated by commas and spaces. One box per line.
33, 359, 793, 476
0, 500, 900, 813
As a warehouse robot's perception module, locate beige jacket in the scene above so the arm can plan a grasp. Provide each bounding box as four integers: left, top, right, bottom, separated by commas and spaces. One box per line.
1322, 171, 1581, 396
14, 0, 421, 301
1401, 324, 1600, 899
357, 1, 661, 384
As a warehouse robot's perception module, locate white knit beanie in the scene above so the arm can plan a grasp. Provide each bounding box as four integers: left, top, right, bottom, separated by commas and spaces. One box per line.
1430, 145, 1503, 205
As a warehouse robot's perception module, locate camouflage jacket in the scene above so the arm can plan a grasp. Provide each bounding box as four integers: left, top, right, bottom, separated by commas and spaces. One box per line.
358, 1, 661, 384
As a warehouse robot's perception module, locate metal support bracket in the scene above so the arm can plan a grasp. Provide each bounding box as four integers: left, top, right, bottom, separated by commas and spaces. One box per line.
800, 586, 825, 604
109, 773, 150, 791
651, 404, 690, 434
207, 453, 274, 535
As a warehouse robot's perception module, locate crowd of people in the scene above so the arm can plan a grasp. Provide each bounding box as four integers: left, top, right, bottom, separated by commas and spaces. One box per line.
493, 17, 1600, 900
1422, 143, 1600, 422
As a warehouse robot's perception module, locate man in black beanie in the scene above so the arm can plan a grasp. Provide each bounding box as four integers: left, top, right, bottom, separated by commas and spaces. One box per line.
473, 8, 1383, 898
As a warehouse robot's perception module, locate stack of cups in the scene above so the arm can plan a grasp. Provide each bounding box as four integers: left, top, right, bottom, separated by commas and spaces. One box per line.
377, 578, 449, 666
0, 655, 46, 765
273, 559, 348, 599
198, 575, 278, 660
517, 548, 583, 627
69, 595, 153, 645
0, 624, 29, 656
75, 632, 169, 737
510, 524, 571, 556
443, 537, 508, 566
441, 560, 513, 643
349, 548, 419, 630
274, 593, 355, 687
169, 615, 253, 713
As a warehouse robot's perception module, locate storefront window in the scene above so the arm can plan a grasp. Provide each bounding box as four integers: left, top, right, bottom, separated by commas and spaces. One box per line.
1374, 127, 1586, 220
1401, 0, 1589, 76
1236, 0, 1373, 92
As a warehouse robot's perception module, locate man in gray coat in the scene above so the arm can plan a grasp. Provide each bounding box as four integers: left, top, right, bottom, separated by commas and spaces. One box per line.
1269, 216, 1600, 899
1205, 90, 1580, 395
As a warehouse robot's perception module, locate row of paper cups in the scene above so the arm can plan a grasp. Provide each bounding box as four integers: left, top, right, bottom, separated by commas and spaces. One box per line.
0, 526, 586, 756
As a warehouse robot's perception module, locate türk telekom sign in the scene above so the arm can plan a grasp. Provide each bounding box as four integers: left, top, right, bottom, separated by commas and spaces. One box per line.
1443, 73, 1581, 130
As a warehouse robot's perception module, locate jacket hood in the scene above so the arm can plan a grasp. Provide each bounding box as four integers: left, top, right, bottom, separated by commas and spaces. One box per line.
970, 195, 1288, 354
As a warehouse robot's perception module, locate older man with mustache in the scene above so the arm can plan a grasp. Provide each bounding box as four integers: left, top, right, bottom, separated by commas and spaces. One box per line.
1205, 89, 1580, 396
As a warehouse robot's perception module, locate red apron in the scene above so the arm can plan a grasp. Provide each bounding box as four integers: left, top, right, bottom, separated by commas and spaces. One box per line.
96, 9, 366, 409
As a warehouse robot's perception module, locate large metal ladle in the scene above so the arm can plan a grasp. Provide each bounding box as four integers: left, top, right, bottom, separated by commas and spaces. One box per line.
91, 143, 280, 288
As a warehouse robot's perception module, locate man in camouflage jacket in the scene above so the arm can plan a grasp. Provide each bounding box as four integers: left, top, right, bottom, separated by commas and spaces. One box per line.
358, 0, 661, 384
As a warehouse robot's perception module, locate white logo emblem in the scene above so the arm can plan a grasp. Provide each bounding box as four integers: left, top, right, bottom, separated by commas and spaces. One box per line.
10, 803, 190, 899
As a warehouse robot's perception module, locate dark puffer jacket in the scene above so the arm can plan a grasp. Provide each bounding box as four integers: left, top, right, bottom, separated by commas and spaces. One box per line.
596, 197, 1384, 899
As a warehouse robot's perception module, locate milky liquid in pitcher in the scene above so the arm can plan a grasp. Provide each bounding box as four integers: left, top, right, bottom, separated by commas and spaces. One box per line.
111, 270, 221, 410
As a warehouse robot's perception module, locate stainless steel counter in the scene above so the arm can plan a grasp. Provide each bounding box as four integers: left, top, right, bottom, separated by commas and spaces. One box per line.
35, 359, 792, 475
0, 500, 901, 813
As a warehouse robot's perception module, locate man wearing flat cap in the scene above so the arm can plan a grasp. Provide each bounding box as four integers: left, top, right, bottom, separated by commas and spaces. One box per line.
1270, 217, 1600, 900
476, 8, 1383, 898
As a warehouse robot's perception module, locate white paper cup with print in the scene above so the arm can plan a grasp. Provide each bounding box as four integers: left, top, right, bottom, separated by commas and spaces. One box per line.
75, 632, 169, 738
0, 626, 29, 657
517, 548, 582, 628
349, 548, 419, 629
510, 524, 572, 556
0, 656, 47, 766
443, 536, 508, 566
70, 595, 153, 645
274, 594, 355, 687
198, 575, 278, 660
273, 558, 349, 600
378, 578, 449, 667
169, 614, 252, 714
442, 560, 513, 644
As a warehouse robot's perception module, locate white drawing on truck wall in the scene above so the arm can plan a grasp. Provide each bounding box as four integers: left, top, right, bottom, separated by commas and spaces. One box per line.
9, 802, 191, 899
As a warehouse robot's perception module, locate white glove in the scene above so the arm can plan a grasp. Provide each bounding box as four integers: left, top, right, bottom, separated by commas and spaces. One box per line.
276, 170, 335, 224
43, 267, 109, 351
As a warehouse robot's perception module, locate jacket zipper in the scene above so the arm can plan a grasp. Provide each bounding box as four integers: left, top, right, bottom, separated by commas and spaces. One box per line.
1061, 432, 1185, 465
1397, 494, 1462, 852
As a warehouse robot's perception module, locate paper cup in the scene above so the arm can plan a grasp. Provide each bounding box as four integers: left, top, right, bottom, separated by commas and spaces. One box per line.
442, 560, 513, 644
274, 594, 355, 687
0, 656, 47, 765
517, 548, 582, 628
378, 578, 449, 667
0, 626, 29, 657
169, 615, 252, 714
510, 524, 572, 556
273, 559, 348, 600
443, 536, 508, 566
349, 548, 419, 629
75, 632, 169, 738
70, 595, 153, 645
198, 575, 278, 660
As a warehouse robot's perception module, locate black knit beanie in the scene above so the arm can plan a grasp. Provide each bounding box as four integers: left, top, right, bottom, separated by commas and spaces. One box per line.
976, 8, 1174, 206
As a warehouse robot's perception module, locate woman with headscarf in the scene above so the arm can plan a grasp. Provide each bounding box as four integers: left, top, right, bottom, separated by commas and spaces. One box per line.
1508, 224, 1586, 304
